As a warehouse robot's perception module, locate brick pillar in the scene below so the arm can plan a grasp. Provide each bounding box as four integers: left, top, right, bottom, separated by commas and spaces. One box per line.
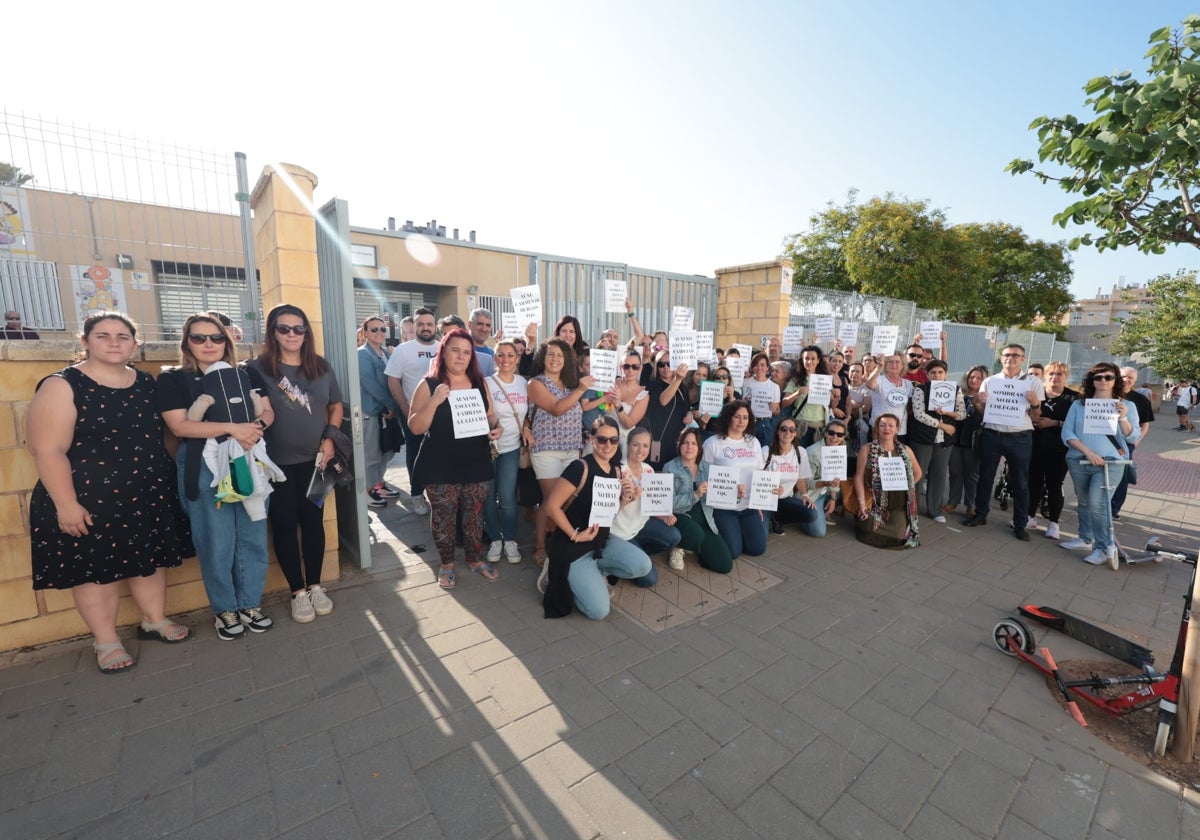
714, 260, 791, 351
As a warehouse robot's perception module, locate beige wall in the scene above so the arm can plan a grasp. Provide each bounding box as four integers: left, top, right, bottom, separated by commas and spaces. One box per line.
714, 260, 791, 350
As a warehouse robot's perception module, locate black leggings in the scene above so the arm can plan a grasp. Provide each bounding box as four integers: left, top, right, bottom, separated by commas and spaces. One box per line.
268, 461, 327, 592
1028, 447, 1069, 523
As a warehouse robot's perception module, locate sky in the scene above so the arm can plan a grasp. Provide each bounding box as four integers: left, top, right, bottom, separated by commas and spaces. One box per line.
7, 0, 1200, 301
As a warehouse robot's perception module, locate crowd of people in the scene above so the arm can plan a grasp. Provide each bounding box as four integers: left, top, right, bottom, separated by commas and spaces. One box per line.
25, 303, 1182, 666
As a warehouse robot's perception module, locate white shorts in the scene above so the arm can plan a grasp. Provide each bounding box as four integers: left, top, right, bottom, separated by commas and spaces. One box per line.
532, 449, 580, 481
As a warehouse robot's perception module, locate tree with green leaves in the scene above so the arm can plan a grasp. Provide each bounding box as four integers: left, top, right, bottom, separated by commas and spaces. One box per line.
0, 163, 34, 187
1112, 269, 1200, 379
781, 190, 859, 292
1006, 16, 1200, 254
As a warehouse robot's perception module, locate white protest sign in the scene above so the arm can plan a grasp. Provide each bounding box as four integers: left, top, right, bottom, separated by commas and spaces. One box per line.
589, 477, 621, 527
448, 389, 491, 439
782, 326, 805, 356
694, 330, 715, 363
747, 385, 773, 420
501, 311, 522, 339
699, 380, 725, 416
640, 473, 674, 516
878, 456, 909, 491
821, 445, 848, 481
749, 470, 780, 511
982, 380, 1029, 426
1082, 398, 1120, 435
814, 317, 835, 344
604, 280, 627, 314
509, 285, 542, 326
920, 321, 943, 352
928, 381, 957, 412
871, 325, 900, 357
671, 306, 695, 332
725, 356, 749, 392
589, 349, 619, 390
669, 331, 697, 371
807, 374, 833, 408
705, 465, 740, 510
733, 343, 755, 360
838, 321, 860, 348
781, 264, 793, 295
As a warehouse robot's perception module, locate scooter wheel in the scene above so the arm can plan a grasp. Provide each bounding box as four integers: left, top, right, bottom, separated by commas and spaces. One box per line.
992, 617, 1035, 656
1153, 722, 1171, 757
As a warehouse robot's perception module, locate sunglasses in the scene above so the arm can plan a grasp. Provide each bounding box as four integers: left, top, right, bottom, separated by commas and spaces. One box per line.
907, 353, 923, 359
622, 364, 641, 371
778, 427, 797, 433
825, 430, 846, 438
1091, 373, 1116, 381
365, 326, 386, 333
593, 435, 619, 445
656, 361, 671, 368
188, 333, 228, 345
275, 324, 308, 336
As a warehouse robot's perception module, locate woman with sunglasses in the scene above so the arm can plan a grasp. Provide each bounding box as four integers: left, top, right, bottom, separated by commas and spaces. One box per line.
712, 366, 738, 402
853, 413, 922, 549
1028, 361, 1077, 540
1059, 363, 1140, 565
764, 419, 825, 537
663, 428, 733, 572
245, 305, 342, 622
540, 416, 654, 619
606, 350, 650, 450
159, 313, 275, 639
608, 426, 679, 577
702, 400, 770, 559
907, 360, 966, 523
358, 316, 401, 509
643, 349, 691, 470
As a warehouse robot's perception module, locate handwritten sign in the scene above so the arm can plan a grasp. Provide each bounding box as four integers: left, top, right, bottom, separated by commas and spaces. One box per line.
706, 465, 740, 510
669, 331, 697, 371
672, 306, 695, 332
920, 321, 943, 352
589, 349, 619, 390
449, 389, 491, 439
640, 473, 674, 516
807, 374, 833, 408
749, 470, 780, 511
838, 321, 860, 348
982, 380, 1029, 426
871, 325, 900, 357
1083, 398, 1120, 435
501, 311, 522, 339
781, 264, 793, 296
782, 326, 805, 356
928, 381, 957, 412
604, 280, 627, 313
732, 343, 755, 360
699, 380, 725, 416
589, 477, 621, 527
509, 285, 542, 326
821, 445, 847, 481
878, 456, 908, 492
814, 317, 835, 344
745, 381, 775, 420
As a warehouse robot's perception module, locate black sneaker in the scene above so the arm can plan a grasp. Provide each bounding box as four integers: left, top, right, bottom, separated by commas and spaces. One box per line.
237, 608, 273, 633
1013, 528, 1031, 542
215, 611, 245, 640
367, 489, 388, 509
963, 515, 987, 527
379, 483, 402, 498
770, 519, 784, 535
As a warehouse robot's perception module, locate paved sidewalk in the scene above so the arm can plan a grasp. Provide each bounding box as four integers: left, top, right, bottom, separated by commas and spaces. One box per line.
3, 430, 1200, 838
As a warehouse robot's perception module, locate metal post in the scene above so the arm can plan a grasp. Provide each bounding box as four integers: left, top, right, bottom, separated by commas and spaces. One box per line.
235, 152, 261, 344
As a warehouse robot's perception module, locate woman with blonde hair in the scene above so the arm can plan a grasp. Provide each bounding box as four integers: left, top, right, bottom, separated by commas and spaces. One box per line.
1028, 361, 1078, 539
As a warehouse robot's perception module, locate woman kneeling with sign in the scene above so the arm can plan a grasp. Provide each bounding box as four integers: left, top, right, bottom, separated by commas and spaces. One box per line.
852, 413, 922, 549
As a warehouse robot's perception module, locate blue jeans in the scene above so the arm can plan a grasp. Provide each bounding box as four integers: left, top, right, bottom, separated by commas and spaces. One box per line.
1067, 458, 1124, 552
974, 429, 1032, 526
177, 451, 270, 615
568, 537, 653, 620
631, 517, 682, 555
1110, 441, 1135, 516
754, 417, 776, 447
484, 449, 519, 542
711, 507, 769, 557
777, 494, 828, 537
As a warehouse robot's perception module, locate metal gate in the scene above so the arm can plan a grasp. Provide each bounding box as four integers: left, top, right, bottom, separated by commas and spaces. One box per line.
315, 197, 372, 569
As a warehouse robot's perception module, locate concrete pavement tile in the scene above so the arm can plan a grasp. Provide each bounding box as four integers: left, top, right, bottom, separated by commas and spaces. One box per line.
817, 793, 906, 839
423, 620, 504, 659
329, 693, 439, 758
0, 647, 85, 690
737, 647, 821, 703
844, 742, 942, 830
782, 605, 846, 639
31, 710, 124, 800
416, 746, 510, 840
658, 676, 750, 746
0, 698, 65, 773
187, 634, 252, 684
846, 695, 957, 770
783, 693, 886, 762
358, 649, 431, 705
907, 803, 988, 839
425, 649, 502, 710
194, 723, 270, 819
245, 636, 312, 691
862, 634, 956, 683
614, 719, 721, 799
912, 703, 1033, 779
398, 705, 503, 770
708, 622, 789, 665
491, 751, 601, 839
0, 765, 37, 813
1092, 765, 1186, 840
596, 672, 683, 738
995, 812, 1055, 840
190, 677, 315, 742
804, 657, 886, 711
687, 648, 767, 696
259, 681, 380, 746
725, 600, 793, 635
303, 640, 369, 698
540, 711, 649, 787
811, 630, 893, 676
475, 658, 553, 721
265, 730, 335, 776
736, 783, 833, 840
473, 704, 571, 775
459, 638, 516, 673
718, 682, 819, 752
1009, 756, 1103, 839
517, 632, 601, 677
537, 664, 618, 730
111, 715, 195, 807
690, 725, 792, 809
71, 782, 195, 840
122, 670, 252, 734
927, 750, 1020, 837
270, 752, 348, 833
380, 813, 444, 839
665, 623, 735, 659
628, 643, 710, 690
170, 793, 279, 840
864, 662, 942, 717
567, 765, 676, 840
343, 738, 429, 839
570, 636, 655, 684
651, 774, 756, 839
0, 775, 115, 840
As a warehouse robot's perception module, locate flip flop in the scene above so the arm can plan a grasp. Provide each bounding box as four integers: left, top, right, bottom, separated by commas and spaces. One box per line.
438, 566, 456, 589
136, 619, 191, 644
469, 561, 499, 582
93, 641, 135, 675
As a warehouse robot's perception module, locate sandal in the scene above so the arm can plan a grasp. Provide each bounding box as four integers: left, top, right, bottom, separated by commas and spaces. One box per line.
469, 561, 499, 582
438, 565, 456, 589
93, 641, 135, 675
136, 619, 191, 644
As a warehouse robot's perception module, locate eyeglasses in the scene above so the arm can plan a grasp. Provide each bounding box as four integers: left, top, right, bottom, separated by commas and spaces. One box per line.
622, 364, 641, 371
1092, 373, 1116, 381
778, 427, 797, 434
825, 430, 846, 438
275, 324, 308, 336
656, 361, 671, 368
188, 333, 228, 345
593, 435, 619, 445
365, 326, 386, 333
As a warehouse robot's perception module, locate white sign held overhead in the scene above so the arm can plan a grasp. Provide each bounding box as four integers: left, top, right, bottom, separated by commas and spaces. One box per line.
604, 280, 627, 313
509, 285, 542, 326
838, 321, 859, 348
782, 326, 805, 356
694, 330, 716, 363
920, 321, 943, 352
501, 311, 522, 339
814, 317, 835, 343
732, 343, 755, 360
871, 325, 900, 357
671, 306, 695, 332
669, 331, 697, 371
725, 356, 749, 392
448, 390, 491, 439
589, 349, 619, 390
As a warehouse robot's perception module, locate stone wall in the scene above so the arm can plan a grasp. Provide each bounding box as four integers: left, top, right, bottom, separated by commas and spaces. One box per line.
714, 260, 791, 351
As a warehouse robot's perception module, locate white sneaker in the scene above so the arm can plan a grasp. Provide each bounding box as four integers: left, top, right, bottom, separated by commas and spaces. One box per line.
933, 515, 946, 524
307, 585, 333, 616
487, 540, 503, 562
1045, 522, 1060, 540
412, 496, 430, 516
668, 548, 685, 570
1027, 516, 1038, 530
503, 540, 522, 564
536, 559, 550, 595
290, 591, 316, 623
1060, 537, 1092, 551
1082, 549, 1108, 565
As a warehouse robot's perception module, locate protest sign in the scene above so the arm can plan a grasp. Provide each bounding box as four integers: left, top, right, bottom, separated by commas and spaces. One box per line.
838, 321, 859, 348
928, 381, 957, 412
782, 326, 805, 356
699, 380, 725, 416
1082, 398, 1120, 435
671, 306, 695, 332
604, 280, 627, 313
982, 380, 1029, 426
814, 317, 835, 343
749, 470, 780, 511
589, 477, 621, 527
669, 331, 697, 371
821, 445, 847, 481
510, 285, 542, 326
807, 374, 833, 408
706, 465, 740, 510
449, 390, 491, 438
920, 321, 943, 352
640, 474, 674, 516
694, 330, 715, 363
871, 325, 900, 357
878, 457, 908, 491
589, 349, 619, 390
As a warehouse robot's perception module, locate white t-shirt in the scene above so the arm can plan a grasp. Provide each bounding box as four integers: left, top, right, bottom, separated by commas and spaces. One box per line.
487, 374, 528, 453
979, 373, 1045, 433
383, 339, 439, 404
762, 445, 812, 497
702, 434, 766, 511
610, 462, 654, 540
870, 376, 913, 435
742, 378, 781, 422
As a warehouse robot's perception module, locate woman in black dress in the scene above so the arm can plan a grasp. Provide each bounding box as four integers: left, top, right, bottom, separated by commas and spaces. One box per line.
643, 349, 691, 470
28, 313, 189, 674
